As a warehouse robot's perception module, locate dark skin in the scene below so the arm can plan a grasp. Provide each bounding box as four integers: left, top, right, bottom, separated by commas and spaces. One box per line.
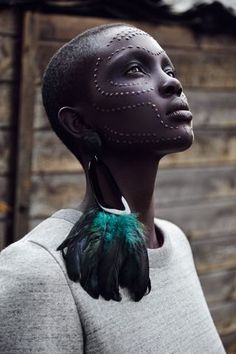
58, 25, 194, 249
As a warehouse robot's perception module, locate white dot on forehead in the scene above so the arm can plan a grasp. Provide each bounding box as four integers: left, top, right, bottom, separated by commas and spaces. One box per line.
105, 26, 163, 52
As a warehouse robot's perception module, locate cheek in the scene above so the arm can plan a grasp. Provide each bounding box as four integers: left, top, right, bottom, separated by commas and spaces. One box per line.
92, 102, 184, 149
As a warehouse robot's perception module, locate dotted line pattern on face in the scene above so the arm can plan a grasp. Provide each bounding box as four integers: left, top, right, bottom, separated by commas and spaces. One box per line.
92, 29, 180, 135
106, 28, 151, 47
103, 125, 182, 144
93, 101, 179, 130
109, 81, 149, 87
93, 46, 165, 97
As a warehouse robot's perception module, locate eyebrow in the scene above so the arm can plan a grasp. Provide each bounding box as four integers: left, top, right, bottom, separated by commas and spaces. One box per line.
106, 46, 164, 68
160, 52, 175, 69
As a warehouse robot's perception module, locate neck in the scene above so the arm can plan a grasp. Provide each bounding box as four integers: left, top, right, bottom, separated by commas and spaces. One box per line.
76, 151, 161, 249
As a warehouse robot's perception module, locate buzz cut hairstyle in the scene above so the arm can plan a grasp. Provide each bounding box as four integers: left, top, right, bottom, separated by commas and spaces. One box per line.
41, 22, 135, 164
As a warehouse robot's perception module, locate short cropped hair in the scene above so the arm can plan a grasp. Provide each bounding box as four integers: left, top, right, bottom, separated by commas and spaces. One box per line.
41, 22, 134, 164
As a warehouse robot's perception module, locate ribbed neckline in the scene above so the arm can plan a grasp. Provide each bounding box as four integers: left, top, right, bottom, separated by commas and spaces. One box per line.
51, 208, 174, 269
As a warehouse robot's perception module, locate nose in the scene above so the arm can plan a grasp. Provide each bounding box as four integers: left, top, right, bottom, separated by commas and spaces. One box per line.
159, 76, 183, 97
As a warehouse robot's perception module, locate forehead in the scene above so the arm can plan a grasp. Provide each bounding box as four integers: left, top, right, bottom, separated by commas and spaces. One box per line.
94, 26, 164, 58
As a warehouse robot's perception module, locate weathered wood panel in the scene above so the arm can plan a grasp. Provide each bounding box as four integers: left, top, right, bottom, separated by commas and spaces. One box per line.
38, 14, 236, 51
0, 176, 12, 218
0, 10, 21, 249
210, 301, 236, 336
199, 269, 236, 304
210, 302, 236, 353
0, 35, 17, 82
156, 166, 236, 206
187, 90, 236, 128
0, 83, 17, 128
0, 130, 14, 175
158, 198, 236, 240
33, 86, 236, 130
191, 235, 236, 273
32, 130, 82, 173
163, 128, 236, 168
221, 331, 236, 354
30, 173, 86, 218
0, 221, 9, 250
0, 9, 19, 35
12, 11, 39, 242
29, 166, 236, 217
168, 48, 236, 89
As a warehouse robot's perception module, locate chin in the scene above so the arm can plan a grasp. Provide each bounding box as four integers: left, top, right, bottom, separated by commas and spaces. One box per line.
153, 126, 194, 157
175, 126, 194, 152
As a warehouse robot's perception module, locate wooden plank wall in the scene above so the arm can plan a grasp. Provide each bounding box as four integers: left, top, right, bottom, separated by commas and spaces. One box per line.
0, 9, 21, 248
1, 11, 236, 352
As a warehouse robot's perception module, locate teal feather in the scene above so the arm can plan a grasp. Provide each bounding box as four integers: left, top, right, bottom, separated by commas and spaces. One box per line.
57, 207, 151, 302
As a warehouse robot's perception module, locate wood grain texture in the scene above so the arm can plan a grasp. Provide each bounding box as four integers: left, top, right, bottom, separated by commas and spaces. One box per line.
0, 219, 11, 251
168, 48, 236, 89
0, 36, 17, 81
32, 130, 82, 173
158, 198, 236, 240
0, 221, 7, 250
0, 83, 17, 128
191, 235, 236, 273
210, 301, 236, 336
155, 166, 236, 206
29, 166, 236, 216
163, 128, 236, 168
12, 12, 39, 242
221, 331, 236, 354
30, 173, 86, 218
199, 269, 236, 304
0, 176, 12, 218
37, 13, 236, 51
187, 90, 236, 128
0, 9, 19, 35
0, 130, 14, 175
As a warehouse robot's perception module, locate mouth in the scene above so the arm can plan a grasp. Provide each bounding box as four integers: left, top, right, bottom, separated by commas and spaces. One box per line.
166, 110, 192, 122
166, 101, 192, 122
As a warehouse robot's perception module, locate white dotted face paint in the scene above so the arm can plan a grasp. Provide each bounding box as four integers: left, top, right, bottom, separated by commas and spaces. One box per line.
88, 26, 193, 153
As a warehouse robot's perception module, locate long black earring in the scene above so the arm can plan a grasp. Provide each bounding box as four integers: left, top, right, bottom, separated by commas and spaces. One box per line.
57, 132, 151, 302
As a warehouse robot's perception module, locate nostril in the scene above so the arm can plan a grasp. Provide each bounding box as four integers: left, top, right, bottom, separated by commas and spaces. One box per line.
164, 85, 176, 96
177, 86, 182, 96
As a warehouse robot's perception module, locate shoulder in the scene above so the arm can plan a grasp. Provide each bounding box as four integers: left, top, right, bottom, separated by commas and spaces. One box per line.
0, 217, 84, 353
0, 216, 78, 319
0, 213, 75, 287
155, 217, 192, 251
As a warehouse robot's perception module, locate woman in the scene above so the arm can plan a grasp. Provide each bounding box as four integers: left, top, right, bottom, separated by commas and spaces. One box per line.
0, 23, 226, 353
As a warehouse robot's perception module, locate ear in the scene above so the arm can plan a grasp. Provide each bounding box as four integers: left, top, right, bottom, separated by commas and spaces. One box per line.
58, 106, 89, 138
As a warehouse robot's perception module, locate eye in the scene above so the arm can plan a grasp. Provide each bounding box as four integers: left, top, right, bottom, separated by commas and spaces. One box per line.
165, 68, 176, 78
125, 64, 145, 76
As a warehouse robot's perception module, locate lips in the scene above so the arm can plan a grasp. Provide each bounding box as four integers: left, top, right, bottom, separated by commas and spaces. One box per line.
166, 100, 192, 121
166, 100, 190, 115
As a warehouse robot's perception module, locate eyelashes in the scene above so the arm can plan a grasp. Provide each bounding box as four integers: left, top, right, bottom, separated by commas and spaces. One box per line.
165, 66, 177, 78
124, 64, 176, 79
125, 63, 146, 76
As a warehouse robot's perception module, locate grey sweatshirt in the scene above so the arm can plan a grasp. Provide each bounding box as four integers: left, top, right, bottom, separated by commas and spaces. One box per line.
0, 208, 226, 354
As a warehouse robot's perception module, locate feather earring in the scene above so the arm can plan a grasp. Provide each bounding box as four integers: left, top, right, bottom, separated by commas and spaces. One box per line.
57, 132, 151, 302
